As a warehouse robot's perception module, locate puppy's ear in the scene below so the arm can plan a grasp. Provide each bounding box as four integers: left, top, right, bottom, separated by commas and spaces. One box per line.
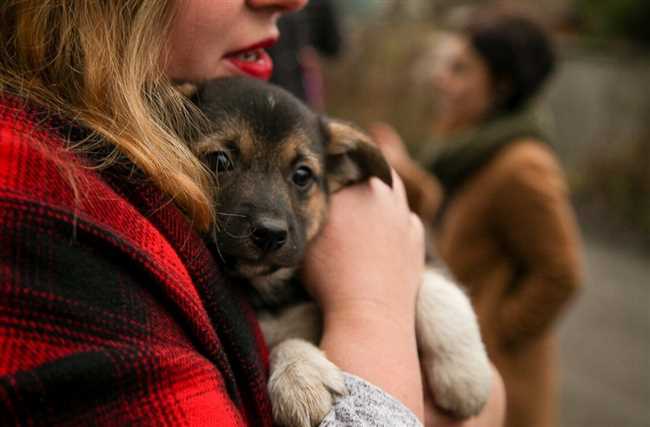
323, 119, 393, 192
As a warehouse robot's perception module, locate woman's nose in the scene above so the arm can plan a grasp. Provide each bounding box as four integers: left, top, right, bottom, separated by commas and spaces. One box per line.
247, 0, 307, 13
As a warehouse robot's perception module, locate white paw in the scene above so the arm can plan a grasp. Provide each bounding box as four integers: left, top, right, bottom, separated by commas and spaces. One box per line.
416, 268, 493, 418
423, 347, 492, 418
269, 339, 347, 427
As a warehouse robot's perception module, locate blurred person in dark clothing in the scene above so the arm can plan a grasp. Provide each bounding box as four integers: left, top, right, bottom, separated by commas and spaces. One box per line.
268, 0, 342, 110
371, 8, 584, 427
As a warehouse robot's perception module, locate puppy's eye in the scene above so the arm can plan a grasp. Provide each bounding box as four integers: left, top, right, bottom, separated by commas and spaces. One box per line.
207, 151, 233, 173
292, 166, 314, 190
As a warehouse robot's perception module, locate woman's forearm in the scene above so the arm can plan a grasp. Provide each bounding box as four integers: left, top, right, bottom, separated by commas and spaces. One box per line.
320, 308, 424, 421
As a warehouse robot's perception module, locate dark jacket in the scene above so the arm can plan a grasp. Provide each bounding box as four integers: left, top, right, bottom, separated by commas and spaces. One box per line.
0, 95, 272, 426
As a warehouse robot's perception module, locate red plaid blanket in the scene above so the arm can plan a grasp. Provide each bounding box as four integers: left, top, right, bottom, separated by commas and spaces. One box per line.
0, 96, 272, 426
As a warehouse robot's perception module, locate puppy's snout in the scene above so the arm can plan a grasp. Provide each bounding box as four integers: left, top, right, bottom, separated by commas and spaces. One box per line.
251, 218, 288, 253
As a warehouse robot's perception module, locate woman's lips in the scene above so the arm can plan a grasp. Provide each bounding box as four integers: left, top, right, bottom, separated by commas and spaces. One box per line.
224, 39, 276, 81
225, 49, 273, 80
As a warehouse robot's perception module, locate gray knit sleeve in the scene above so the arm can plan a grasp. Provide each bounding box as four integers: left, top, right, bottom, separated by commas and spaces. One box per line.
319, 373, 422, 427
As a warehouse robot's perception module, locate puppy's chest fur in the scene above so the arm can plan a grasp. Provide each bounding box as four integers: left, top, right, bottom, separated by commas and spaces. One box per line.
246, 269, 311, 312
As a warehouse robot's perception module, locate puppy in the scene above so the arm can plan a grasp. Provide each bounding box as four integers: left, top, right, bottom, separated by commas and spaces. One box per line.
184, 77, 492, 427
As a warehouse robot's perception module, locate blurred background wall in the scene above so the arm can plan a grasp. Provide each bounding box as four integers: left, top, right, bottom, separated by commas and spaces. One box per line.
323, 0, 649, 250
316, 1, 649, 426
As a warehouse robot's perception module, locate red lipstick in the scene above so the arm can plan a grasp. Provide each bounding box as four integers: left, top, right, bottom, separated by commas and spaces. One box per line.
225, 39, 276, 81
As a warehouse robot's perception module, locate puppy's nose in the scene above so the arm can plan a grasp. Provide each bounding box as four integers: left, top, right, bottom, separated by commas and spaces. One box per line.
251, 218, 288, 253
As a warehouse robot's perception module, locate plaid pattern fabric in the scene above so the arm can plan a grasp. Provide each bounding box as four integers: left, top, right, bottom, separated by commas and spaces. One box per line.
0, 96, 272, 426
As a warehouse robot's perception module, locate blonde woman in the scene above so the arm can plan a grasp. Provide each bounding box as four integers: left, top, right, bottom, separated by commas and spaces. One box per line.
0, 1, 503, 425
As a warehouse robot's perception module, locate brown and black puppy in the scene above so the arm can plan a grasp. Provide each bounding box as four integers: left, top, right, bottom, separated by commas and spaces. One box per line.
185, 77, 491, 427
186, 77, 390, 308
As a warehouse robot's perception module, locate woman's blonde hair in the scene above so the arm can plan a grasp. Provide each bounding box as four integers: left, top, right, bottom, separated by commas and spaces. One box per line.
0, 1, 215, 230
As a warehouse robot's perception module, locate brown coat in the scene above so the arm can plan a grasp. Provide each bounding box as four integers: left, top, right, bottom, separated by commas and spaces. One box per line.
402, 140, 583, 427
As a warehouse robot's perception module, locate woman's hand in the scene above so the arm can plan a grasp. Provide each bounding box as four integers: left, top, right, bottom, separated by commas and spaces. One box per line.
301, 170, 425, 419
301, 171, 505, 425
302, 170, 424, 325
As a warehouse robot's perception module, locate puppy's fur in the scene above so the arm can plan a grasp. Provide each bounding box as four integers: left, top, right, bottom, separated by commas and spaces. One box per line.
185, 77, 491, 427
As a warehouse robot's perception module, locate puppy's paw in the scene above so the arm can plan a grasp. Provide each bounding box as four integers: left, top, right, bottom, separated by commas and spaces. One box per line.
416, 268, 492, 418
423, 350, 492, 418
269, 339, 347, 427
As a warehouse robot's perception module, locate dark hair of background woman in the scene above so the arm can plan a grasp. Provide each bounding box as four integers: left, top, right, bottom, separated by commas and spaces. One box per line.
462, 10, 556, 113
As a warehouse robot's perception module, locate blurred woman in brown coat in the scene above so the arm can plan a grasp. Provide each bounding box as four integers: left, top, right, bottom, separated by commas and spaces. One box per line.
372, 9, 583, 427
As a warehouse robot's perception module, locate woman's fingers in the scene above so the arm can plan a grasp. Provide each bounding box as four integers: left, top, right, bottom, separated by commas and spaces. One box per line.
391, 168, 409, 209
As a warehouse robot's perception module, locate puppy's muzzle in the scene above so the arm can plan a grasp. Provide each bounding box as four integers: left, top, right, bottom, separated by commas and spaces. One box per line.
251, 217, 288, 253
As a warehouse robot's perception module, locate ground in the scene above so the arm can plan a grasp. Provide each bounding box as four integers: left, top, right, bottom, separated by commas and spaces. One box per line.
559, 236, 649, 426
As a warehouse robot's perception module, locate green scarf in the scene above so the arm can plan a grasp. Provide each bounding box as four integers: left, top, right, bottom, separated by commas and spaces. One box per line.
421, 109, 551, 198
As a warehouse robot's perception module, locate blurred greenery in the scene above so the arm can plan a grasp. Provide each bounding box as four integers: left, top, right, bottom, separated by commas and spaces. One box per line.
575, 0, 650, 44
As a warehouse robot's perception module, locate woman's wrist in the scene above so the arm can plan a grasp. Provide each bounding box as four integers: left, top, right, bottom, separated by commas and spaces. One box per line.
322, 298, 416, 335
320, 305, 423, 421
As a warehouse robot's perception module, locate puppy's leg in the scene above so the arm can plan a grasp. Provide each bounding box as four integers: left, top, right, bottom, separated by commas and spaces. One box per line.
259, 303, 346, 426
416, 268, 492, 418
258, 302, 322, 348
268, 339, 346, 427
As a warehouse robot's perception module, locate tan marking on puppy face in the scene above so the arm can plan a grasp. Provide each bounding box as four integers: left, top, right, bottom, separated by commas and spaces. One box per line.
192, 116, 254, 163
304, 187, 328, 242
279, 135, 299, 164
279, 133, 322, 177
276, 133, 328, 242
193, 134, 226, 158
236, 123, 255, 163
